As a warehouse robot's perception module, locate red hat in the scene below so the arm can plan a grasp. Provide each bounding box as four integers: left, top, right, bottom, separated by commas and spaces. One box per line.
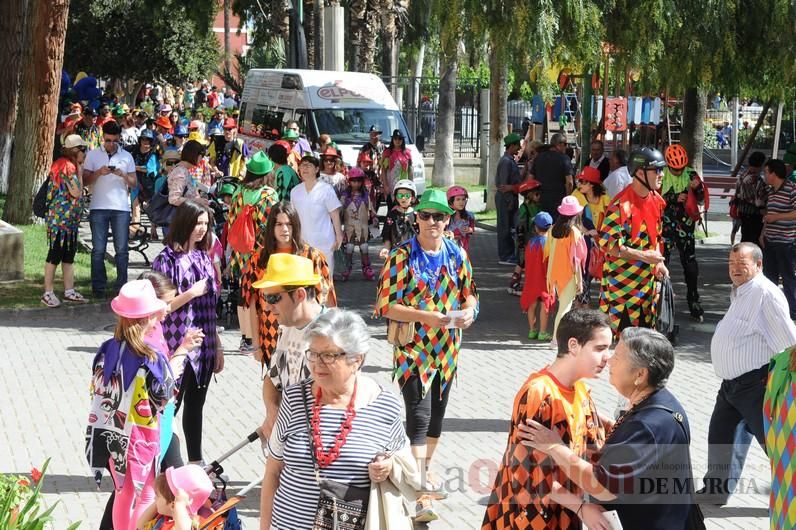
518, 180, 541, 194
222, 117, 237, 129
274, 140, 291, 151
154, 116, 172, 130
347, 167, 366, 180
320, 146, 340, 159
576, 166, 602, 184
357, 151, 373, 164
188, 120, 202, 130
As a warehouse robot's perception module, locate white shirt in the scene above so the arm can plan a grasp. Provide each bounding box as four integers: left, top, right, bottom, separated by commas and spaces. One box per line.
604, 166, 632, 199
223, 96, 236, 110
710, 273, 796, 379
290, 181, 341, 254
84, 145, 136, 211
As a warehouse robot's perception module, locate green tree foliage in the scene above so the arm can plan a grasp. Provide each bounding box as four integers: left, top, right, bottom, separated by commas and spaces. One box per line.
64, 0, 219, 84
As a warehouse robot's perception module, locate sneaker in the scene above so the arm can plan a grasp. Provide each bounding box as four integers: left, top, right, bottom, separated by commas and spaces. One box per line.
41, 291, 61, 308
239, 337, 254, 355
498, 258, 518, 266
63, 289, 87, 303
217, 326, 225, 334
689, 300, 704, 322
413, 495, 440, 522
537, 332, 553, 342
527, 330, 538, 340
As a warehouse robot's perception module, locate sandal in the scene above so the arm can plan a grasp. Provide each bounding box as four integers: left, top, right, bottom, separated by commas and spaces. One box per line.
41, 291, 61, 308
63, 289, 87, 303
419, 471, 448, 500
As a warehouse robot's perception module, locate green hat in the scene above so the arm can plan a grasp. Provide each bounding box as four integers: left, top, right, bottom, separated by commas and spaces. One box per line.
415, 189, 454, 215
784, 143, 796, 166
504, 132, 522, 147
219, 183, 237, 196
113, 106, 126, 117
246, 151, 274, 176
281, 128, 300, 141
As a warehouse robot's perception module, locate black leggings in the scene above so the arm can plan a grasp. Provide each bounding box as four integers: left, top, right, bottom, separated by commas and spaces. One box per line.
402, 372, 452, 445
99, 433, 184, 530
45, 231, 78, 265
176, 362, 211, 462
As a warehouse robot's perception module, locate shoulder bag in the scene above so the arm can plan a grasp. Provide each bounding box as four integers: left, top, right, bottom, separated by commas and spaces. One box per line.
300, 381, 369, 530
146, 178, 185, 227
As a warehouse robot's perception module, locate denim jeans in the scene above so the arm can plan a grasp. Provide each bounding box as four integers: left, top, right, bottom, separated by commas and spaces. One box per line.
762, 240, 796, 318
89, 209, 131, 295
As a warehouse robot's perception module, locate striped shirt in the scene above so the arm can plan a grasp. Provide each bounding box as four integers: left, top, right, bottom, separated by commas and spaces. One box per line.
764, 180, 796, 243
710, 273, 796, 379
267, 379, 406, 530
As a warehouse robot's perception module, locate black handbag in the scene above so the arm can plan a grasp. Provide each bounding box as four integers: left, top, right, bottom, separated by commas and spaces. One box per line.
33, 178, 49, 218
300, 381, 369, 530
145, 180, 184, 227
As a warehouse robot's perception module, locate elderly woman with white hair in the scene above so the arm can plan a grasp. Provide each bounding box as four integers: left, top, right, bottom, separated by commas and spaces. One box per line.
260, 308, 407, 530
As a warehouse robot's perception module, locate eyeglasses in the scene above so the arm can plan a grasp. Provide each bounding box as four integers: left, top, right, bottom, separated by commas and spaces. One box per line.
305, 349, 348, 365
416, 211, 447, 223
76, 146, 87, 153
395, 192, 413, 200
264, 288, 299, 305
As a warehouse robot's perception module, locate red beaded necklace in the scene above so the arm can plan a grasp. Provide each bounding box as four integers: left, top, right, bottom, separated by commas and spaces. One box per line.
311, 381, 358, 468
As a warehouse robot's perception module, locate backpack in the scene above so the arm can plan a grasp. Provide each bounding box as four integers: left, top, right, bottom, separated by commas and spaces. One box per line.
227, 188, 260, 254
32, 178, 49, 218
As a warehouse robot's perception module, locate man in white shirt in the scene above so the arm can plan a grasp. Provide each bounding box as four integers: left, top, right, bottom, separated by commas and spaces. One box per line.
699, 242, 796, 504
604, 149, 632, 199
83, 121, 137, 297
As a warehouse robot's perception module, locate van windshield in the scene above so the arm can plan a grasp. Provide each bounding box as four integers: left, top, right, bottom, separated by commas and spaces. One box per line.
311, 109, 410, 144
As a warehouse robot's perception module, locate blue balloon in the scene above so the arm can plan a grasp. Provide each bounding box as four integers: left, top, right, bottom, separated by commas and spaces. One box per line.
60, 70, 72, 97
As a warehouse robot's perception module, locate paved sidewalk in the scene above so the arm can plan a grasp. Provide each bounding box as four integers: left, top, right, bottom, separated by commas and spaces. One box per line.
0, 225, 771, 529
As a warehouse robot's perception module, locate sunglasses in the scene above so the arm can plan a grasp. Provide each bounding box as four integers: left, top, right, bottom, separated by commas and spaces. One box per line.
305, 349, 348, 365
416, 211, 447, 223
264, 288, 299, 305
395, 192, 413, 200
76, 146, 87, 153
164, 160, 178, 166
645, 167, 664, 175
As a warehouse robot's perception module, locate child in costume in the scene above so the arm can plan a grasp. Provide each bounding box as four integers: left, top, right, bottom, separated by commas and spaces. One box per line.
509, 179, 543, 296
520, 212, 555, 341
86, 280, 176, 530
340, 168, 377, 280
358, 150, 383, 213
136, 465, 212, 530
379, 179, 418, 259
545, 196, 587, 344
446, 185, 476, 253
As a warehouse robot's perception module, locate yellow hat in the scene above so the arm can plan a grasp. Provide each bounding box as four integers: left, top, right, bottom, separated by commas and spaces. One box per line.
252, 254, 322, 290
187, 131, 207, 145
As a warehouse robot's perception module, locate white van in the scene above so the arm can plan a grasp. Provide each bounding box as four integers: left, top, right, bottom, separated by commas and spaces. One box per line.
238, 68, 425, 194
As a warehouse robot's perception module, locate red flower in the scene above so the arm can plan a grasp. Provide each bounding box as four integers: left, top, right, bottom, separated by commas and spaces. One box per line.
17, 477, 30, 488
30, 467, 42, 484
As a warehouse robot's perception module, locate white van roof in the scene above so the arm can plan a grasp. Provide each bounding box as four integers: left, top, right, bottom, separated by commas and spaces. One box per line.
243, 69, 399, 111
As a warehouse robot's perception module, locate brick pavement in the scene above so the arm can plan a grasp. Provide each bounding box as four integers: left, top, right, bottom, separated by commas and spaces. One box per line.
0, 225, 771, 529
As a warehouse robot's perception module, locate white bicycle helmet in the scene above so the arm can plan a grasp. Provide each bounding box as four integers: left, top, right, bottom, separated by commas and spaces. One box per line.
393, 179, 417, 196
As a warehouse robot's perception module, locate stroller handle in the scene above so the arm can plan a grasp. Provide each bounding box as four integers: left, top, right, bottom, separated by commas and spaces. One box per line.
207, 430, 260, 469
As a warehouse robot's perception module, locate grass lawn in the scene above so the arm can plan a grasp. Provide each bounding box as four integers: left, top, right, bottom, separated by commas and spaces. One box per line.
428, 183, 486, 193
475, 209, 497, 223
0, 195, 113, 308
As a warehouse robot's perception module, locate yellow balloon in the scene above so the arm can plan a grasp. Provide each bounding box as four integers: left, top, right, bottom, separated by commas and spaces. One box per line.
74, 71, 87, 83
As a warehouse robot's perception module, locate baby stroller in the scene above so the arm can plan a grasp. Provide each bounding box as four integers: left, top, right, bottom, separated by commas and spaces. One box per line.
197, 430, 262, 529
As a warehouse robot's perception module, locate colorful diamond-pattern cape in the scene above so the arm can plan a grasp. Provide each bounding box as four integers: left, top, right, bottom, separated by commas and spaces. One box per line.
482, 370, 605, 529
597, 192, 663, 336
152, 247, 218, 385
242, 244, 337, 364
374, 237, 478, 398
46, 157, 83, 243
227, 185, 278, 280
764, 348, 796, 530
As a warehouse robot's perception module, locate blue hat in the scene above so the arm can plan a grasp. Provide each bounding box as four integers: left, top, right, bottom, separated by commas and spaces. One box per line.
139, 129, 155, 141
533, 211, 553, 229
174, 124, 189, 137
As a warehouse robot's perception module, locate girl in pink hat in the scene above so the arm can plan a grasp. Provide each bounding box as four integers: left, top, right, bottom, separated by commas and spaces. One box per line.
86, 280, 177, 530
544, 196, 588, 345
136, 465, 212, 530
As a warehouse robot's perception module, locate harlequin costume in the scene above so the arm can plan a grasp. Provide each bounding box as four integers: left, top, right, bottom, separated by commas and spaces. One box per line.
598, 185, 665, 337
241, 244, 336, 364
46, 157, 83, 259
379, 147, 411, 197
375, 237, 478, 398
764, 348, 796, 530
482, 369, 605, 529
226, 184, 278, 289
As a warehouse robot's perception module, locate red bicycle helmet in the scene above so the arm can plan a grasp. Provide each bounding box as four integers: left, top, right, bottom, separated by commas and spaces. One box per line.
446, 185, 468, 202
665, 144, 689, 170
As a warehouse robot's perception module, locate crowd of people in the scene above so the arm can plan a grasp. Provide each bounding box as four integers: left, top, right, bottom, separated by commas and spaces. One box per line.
52, 79, 796, 529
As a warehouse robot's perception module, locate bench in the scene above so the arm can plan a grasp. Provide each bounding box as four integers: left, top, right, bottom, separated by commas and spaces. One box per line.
703, 175, 736, 199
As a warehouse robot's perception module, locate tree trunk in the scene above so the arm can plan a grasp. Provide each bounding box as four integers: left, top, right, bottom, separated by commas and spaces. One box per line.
3, 0, 69, 225
0, 0, 29, 194
359, 1, 379, 72
223, 0, 231, 75
349, 0, 366, 71
680, 87, 706, 175
487, 45, 508, 206
431, 47, 457, 187
380, 0, 396, 82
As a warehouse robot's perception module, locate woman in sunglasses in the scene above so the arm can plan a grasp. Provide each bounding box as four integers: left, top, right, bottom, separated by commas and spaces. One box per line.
375, 188, 479, 512
41, 134, 89, 307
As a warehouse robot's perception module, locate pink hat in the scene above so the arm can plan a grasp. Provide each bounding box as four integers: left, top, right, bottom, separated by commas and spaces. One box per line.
110, 280, 167, 319
165, 465, 213, 516
557, 195, 584, 216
